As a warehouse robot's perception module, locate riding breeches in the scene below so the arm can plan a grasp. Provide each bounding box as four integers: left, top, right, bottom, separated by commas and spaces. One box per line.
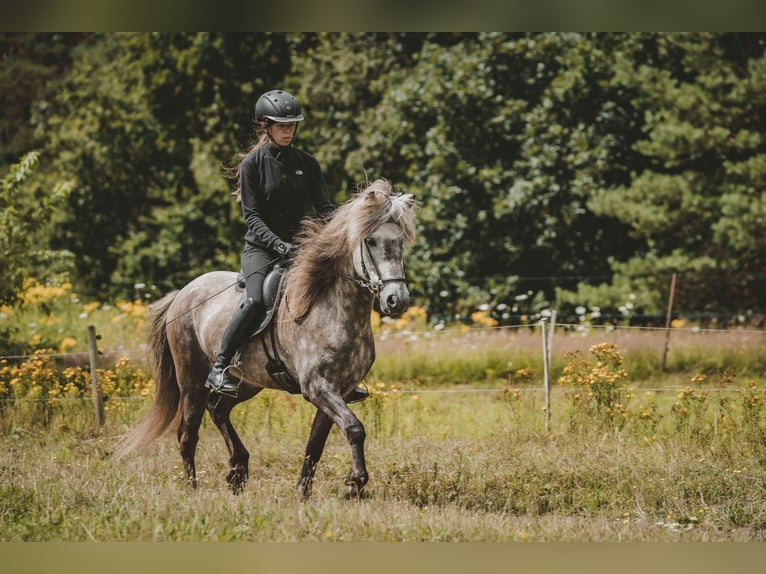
240, 244, 274, 305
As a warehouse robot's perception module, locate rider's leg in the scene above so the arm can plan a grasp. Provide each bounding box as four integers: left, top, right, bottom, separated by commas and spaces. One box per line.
205, 246, 269, 397
345, 384, 369, 404
205, 296, 260, 397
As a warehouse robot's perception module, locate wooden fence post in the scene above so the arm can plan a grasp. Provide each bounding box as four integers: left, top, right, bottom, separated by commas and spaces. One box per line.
661, 273, 678, 371
87, 325, 105, 428
540, 319, 551, 432
548, 310, 557, 359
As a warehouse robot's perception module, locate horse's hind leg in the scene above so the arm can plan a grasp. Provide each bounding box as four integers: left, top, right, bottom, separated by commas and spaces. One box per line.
177, 386, 208, 487
207, 388, 260, 494
297, 408, 334, 498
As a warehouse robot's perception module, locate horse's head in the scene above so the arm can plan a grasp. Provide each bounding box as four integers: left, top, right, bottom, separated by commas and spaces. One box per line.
350, 182, 418, 317
353, 220, 410, 316
285, 179, 418, 320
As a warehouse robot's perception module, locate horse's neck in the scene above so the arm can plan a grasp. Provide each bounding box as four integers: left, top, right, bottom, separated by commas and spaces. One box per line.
288, 275, 373, 328
328, 276, 373, 324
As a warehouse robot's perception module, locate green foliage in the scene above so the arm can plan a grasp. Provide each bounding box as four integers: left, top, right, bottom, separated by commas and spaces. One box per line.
4, 32, 766, 319
568, 33, 766, 317
0, 33, 86, 168
0, 151, 73, 307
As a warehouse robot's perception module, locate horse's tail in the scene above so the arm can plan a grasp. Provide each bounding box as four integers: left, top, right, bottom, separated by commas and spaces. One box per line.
115, 290, 181, 459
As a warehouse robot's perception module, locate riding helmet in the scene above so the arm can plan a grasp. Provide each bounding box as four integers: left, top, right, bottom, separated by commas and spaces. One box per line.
255, 90, 305, 123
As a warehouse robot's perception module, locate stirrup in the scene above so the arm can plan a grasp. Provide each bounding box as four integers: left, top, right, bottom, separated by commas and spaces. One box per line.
209, 364, 243, 398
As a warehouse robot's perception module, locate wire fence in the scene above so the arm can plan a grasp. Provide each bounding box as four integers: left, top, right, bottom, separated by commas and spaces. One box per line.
3, 312, 766, 364
2, 318, 764, 413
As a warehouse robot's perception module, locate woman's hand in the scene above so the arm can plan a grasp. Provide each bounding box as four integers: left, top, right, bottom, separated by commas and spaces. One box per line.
275, 240, 298, 256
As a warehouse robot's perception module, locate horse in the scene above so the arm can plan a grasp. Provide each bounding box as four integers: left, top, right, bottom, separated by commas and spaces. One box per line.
116, 179, 418, 498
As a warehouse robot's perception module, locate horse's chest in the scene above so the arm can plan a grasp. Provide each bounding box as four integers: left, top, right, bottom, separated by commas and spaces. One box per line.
293, 331, 374, 380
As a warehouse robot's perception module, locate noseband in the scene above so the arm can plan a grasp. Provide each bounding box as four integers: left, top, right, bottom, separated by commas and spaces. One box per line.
347, 240, 407, 295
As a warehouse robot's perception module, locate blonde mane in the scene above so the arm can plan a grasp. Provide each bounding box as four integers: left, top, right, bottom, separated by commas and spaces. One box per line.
283, 179, 417, 320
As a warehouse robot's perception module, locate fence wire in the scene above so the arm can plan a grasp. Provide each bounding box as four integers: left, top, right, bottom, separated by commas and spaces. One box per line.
1, 319, 765, 410
2, 318, 766, 362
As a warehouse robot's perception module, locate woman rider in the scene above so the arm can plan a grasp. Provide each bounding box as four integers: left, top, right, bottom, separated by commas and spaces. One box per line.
205, 89, 368, 404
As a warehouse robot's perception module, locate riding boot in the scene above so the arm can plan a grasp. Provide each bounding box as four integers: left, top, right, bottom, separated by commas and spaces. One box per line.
345, 383, 370, 404
205, 297, 260, 398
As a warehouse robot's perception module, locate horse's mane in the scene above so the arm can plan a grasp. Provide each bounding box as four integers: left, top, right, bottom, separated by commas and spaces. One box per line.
283, 179, 417, 320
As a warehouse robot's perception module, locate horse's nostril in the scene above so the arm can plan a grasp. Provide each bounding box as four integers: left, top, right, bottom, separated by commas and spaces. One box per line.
387, 294, 397, 309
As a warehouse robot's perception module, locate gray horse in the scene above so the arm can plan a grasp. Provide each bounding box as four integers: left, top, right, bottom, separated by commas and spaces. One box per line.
117, 180, 418, 497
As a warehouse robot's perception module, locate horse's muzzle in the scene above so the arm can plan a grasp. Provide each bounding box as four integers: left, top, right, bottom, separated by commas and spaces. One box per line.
379, 283, 410, 317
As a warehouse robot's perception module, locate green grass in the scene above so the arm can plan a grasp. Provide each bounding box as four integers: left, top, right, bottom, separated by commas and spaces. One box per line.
3, 277, 766, 542
371, 325, 766, 387
2, 321, 765, 541
1, 376, 764, 542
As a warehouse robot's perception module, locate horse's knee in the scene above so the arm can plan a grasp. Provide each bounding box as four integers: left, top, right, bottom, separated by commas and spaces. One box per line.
346, 421, 366, 445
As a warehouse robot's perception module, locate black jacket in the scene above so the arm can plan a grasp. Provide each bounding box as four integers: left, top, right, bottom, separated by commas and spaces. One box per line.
240, 141, 334, 251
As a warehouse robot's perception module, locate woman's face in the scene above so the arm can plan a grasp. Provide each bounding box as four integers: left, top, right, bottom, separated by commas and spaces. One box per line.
270, 122, 297, 148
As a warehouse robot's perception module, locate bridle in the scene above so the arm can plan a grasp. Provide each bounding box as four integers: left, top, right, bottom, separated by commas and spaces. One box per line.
346, 239, 407, 295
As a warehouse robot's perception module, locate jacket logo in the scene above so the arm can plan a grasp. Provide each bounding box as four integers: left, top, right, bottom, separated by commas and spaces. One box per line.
295, 169, 304, 176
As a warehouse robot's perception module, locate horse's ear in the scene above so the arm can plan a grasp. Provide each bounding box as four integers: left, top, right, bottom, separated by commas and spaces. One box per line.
364, 188, 382, 203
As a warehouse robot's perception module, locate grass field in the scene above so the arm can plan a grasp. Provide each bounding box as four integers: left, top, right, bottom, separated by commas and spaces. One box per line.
1, 327, 765, 541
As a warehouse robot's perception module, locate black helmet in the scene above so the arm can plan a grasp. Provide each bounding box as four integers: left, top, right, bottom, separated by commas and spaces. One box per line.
255, 89, 304, 123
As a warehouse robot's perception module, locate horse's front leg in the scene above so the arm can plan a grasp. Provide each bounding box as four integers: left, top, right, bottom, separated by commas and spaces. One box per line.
305, 378, 368, 499
297, 408, 334, 498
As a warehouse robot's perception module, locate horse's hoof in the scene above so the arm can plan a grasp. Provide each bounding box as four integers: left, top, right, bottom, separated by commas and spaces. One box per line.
296, 479, 312, 499
343, 483, 366, 500
226, 468, 247, 494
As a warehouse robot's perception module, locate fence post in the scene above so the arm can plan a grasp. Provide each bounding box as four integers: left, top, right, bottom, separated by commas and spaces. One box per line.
87, 325, 105, 428
540, 319, 551, 431
548, 310, 557, 359
661, 272, 678, 371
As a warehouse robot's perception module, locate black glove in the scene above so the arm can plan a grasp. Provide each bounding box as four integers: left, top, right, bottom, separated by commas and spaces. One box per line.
275, 240, 297, 257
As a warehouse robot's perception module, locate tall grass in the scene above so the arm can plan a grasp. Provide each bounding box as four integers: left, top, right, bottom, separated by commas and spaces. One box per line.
1, 284, 765, 541
371, 325, 766, 388
1, 382, 764, 541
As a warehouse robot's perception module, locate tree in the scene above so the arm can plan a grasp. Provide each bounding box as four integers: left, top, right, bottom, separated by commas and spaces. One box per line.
563, 33, 766, 319
286, 32, 432, 198
0, 33, 87, 169
0, 151, 73, 306
336, 33, 644, 321
36, 33, 294, 299
8, 32, 766, 323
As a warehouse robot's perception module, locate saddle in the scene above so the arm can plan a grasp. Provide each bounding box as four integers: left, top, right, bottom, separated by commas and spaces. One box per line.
234, 262, 299, 394
236, 261, 286, 338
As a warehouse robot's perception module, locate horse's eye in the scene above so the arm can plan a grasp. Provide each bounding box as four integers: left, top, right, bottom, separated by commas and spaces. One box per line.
366, 238, 377, 248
